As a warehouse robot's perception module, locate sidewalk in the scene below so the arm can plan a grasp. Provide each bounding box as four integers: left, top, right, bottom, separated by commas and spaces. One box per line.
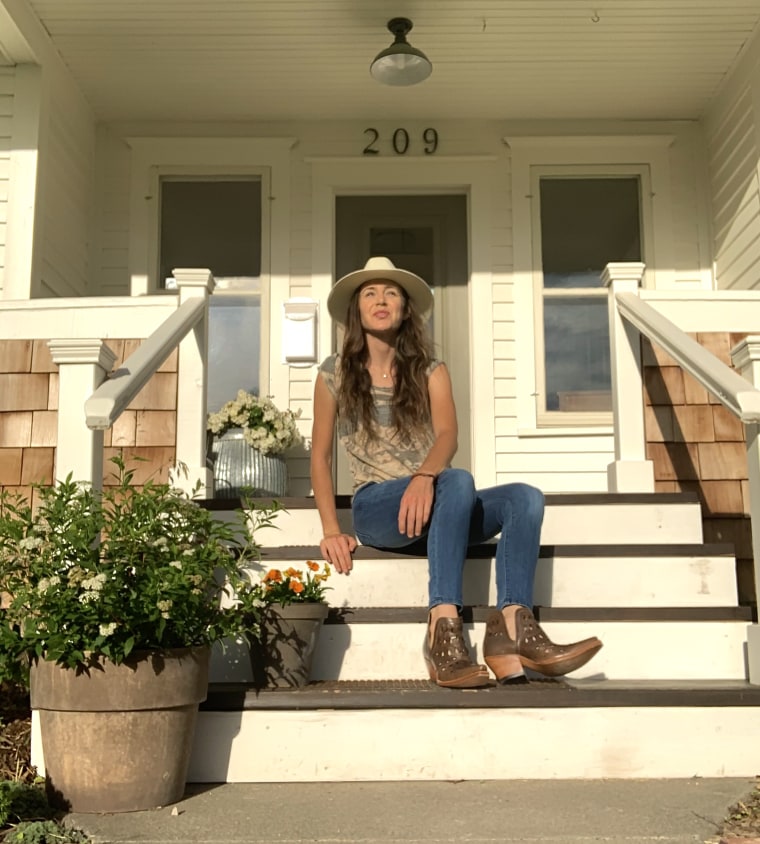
63, 778, 755, 844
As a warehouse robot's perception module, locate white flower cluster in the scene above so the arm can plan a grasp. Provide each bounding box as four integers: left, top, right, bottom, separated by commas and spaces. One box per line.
207, 391, 303, 456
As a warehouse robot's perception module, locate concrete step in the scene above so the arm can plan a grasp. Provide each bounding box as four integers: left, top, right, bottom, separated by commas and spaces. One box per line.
190, 678, 760, 781
253, 543, 739, 608
206, 492, 706, 546
208, 606, 752, 684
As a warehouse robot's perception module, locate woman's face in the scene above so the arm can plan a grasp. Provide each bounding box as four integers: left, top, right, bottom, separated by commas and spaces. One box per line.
357, 281, 407, 334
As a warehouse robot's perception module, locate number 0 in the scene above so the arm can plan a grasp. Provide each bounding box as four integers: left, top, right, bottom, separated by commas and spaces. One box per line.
392, 128, 410, 154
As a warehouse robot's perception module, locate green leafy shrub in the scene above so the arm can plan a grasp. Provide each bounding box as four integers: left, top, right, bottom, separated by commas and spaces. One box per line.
3, 819, 89, 843
0, 782, 51, 827
0, 456, 275, 680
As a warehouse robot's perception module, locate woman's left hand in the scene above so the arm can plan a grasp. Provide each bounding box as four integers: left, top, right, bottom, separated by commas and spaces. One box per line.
398, 475, 435, 538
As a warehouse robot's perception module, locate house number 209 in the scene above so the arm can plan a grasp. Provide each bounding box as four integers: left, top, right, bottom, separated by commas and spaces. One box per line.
363, 128, 439, 155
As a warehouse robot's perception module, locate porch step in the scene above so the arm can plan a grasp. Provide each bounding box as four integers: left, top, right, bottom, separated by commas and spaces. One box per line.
209, 606, 752, 684
206, 491, 705, 546
189, 678, 760, 781
256, 543, 739, 608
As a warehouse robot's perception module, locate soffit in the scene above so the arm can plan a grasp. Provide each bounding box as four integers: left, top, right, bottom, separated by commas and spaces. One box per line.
13, 0, 760, 122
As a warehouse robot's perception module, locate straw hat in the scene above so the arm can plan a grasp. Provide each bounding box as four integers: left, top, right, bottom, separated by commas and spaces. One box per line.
327, 256, 433, 325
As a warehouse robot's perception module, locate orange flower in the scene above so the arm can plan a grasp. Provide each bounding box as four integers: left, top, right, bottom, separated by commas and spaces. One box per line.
263, 569, 282, 583
284, 567, 302, 579
289, 580, 305, 594
306, 560, 320, 572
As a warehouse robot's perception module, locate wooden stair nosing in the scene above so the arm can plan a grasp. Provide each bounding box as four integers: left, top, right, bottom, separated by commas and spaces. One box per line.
323, 606, 755, 624
201, 491, 702, 511
259, 542, 736, 561
201, 678, 760, 712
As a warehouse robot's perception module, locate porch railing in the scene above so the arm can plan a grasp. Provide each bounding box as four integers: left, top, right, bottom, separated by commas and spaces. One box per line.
605, 262, 760, 684
46, 269, 215, 497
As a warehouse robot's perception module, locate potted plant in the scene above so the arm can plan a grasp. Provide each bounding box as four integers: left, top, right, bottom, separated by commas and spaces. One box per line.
236, 560, 332, 689
207, 391, 303, 498
0, 456, 269, 813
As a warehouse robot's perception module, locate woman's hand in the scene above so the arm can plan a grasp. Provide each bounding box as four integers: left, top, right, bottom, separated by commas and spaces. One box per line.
398, 474, 435, 538
319, 533, 358, 575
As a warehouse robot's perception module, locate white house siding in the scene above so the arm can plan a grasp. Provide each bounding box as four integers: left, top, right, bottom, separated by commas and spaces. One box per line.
35, 73, 95, 298
0, 67, 13, 296
704, 36, 760, 292
90, 119, 711, 494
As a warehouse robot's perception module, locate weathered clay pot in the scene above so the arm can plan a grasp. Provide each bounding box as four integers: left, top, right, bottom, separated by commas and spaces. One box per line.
30, 646, 209, 813
250, 603, 328, 688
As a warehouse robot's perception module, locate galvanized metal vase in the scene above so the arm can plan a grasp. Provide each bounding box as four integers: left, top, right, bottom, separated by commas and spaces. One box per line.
211, 428, 288, 498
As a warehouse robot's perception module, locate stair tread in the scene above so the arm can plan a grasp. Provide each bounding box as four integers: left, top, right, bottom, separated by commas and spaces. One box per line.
202, 491, 701, 511
202, 678, 760, 711
324, 606, 753, 623
259, 542, 736, 560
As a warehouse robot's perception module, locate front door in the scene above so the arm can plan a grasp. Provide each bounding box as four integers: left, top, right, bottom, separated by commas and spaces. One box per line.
334, 195, 470, 494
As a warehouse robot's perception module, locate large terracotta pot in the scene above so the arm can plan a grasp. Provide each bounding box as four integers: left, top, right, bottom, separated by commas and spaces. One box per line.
30, 646, 209, 813
250, 603, 328, 688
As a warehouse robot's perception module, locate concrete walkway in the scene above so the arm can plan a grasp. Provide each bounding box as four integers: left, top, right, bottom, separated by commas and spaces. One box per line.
63, 778, 755, 844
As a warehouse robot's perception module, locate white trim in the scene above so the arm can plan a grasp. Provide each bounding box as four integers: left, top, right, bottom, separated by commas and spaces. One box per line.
508, 135, 676, 434
311, 157, 497, 487
125, 137, 295, 406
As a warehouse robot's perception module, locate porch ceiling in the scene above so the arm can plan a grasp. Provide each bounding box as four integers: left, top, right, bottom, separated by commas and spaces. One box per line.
7, 0, 760, 122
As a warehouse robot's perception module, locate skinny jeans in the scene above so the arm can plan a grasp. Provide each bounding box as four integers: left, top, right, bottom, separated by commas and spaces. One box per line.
351, 467, 544, 610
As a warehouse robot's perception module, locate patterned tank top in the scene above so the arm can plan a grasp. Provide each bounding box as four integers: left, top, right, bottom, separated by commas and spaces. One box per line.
318, 354, 442, 491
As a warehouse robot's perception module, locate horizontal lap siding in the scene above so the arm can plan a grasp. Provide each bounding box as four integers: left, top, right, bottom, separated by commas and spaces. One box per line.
707, 85, 760, 291
0, 69, 13, 296
39, 85, 95, 296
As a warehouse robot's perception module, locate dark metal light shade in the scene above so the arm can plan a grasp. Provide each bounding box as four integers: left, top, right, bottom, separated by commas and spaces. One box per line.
370, 18, 432, 86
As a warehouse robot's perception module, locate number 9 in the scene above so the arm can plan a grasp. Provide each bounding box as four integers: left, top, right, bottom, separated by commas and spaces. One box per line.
423, 128, 438, 155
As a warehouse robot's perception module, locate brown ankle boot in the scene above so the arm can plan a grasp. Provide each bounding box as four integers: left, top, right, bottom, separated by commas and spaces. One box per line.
484, 607, 602, 679
423, 617, 490, 688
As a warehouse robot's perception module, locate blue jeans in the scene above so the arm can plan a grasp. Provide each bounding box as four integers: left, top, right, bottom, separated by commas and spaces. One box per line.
351, 468, 544, 610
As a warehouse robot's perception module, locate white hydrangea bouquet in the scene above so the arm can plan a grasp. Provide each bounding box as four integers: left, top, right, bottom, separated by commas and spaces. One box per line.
207, 390, 302, 455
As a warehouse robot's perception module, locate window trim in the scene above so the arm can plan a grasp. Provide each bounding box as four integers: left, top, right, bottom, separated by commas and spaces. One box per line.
506, 135, 675, 433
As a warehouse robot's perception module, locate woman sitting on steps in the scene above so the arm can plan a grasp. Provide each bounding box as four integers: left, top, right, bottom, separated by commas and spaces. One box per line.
310, 256, 603, 688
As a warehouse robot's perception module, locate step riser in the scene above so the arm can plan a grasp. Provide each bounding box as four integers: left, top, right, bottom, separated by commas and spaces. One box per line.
242, 555, 738, 608
228, 502, 705, 547
188, 707, 759, 781
208, 620, 750, 683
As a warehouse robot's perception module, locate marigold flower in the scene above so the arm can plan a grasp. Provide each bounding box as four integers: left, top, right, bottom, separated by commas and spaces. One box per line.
264, 569, 283, 583
307, 560, 320, 572
289, 580, 305, 594
284, 567, 302, 579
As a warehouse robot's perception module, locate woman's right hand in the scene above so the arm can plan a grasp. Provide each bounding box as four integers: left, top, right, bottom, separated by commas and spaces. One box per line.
319, 533, 358, 575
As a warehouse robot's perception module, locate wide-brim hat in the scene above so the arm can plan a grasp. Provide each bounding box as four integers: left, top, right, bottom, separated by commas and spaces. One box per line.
327, 256, 433, 325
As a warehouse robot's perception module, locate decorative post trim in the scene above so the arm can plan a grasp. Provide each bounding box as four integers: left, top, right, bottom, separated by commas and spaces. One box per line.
48, 339, 117, 490
603, 262, 654, 493
173, 268, 215, 496
730, 334, 760, 684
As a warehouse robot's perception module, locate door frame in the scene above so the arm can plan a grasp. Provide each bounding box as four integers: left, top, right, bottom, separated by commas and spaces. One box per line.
310, 156, 496, 486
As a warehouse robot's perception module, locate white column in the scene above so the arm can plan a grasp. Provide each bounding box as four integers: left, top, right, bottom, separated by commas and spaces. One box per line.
730, 335, 760, 684
173, 269, 215, 496
603, 262, 654, 493
48, 339, 117, 489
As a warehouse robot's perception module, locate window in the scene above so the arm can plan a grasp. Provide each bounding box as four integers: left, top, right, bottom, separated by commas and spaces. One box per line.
158, 177, 264, 412
537, 175, 642, 417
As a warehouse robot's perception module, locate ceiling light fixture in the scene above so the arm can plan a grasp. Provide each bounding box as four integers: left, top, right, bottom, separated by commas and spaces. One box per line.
370, 17, 432, 87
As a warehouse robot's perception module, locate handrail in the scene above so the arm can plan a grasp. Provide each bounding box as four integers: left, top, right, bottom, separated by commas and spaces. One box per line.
616, 291, 760, 423
84, 297, 206, 430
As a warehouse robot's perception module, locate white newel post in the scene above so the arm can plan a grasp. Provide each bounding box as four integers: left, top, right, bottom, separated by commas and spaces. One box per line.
173, 269, 216, 497
48, 340, 117, 490
730, 335, 760, 684
603, 262, 655, 493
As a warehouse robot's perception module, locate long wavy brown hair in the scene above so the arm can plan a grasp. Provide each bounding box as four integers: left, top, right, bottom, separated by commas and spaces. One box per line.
336, 283, 435, 442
